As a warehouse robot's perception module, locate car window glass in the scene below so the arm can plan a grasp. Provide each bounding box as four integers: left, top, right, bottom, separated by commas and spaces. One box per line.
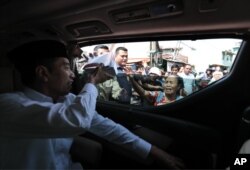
79, 38, 242, 106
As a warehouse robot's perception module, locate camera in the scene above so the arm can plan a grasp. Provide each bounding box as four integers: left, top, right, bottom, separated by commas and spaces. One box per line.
133, 74, 155, 83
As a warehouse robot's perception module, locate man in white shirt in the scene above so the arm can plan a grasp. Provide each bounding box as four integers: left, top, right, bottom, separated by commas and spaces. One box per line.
0, 40, 183, 169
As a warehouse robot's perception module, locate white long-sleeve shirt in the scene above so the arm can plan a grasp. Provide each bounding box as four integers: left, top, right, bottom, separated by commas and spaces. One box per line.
0, 83, 151, 169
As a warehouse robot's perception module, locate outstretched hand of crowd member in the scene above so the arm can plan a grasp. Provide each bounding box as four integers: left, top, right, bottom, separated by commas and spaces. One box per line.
123, 66, 134, 75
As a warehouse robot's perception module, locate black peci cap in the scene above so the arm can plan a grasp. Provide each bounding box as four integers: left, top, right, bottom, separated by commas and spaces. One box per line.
8, 40, 68, 68
7, 40, 68, 86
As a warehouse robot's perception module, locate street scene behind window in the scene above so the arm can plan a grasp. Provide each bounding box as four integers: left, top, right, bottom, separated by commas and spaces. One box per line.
76, 39, 242, 106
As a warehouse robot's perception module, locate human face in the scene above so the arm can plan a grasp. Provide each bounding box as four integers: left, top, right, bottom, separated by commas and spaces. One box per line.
213, 71, 223, 80
47, 57, 75, 97
115, 50, 128, 67
97, 48, 109, 56
171, 67, 179, 75
184, 65, 192, 75
164, 75, 179, 96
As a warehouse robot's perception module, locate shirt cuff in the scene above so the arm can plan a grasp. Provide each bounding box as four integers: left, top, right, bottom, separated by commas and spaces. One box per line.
135, 138, 152, 159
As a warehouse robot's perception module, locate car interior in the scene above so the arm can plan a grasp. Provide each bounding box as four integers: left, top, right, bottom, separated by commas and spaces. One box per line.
1, 0, 250, 169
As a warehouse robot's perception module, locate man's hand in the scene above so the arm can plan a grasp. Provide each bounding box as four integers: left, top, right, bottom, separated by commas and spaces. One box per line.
123, 66, 134, 75
149, 145, 185, 169
83, 63, 114, 84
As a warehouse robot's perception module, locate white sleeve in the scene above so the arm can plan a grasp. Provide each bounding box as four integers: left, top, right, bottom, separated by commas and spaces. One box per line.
89, 112, 152, 159
0, 83, 98, 138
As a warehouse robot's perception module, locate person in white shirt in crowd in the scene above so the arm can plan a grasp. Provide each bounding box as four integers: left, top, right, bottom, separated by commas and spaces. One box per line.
178, 63, 196, 95
138, 67, 164, 92
0, 40, 184, 170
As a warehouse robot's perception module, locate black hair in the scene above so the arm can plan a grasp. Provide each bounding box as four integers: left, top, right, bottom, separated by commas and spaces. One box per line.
8, 40, 68, 86
176, 75, 184, 89
115, 47, 128, 54
184, 63, 192, 68
171, 64, 180, 71
206, 68, 212, 74
176, 75, 184, 96
93, 45, 109, 52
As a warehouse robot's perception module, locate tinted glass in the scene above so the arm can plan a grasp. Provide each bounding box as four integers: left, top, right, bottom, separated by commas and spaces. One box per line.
79, 39, 242, 106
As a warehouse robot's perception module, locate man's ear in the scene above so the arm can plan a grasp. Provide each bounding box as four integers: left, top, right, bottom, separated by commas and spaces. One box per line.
35, 65, 50, 82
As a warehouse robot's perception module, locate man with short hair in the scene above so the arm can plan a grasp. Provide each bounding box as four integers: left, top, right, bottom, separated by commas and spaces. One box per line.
0, 40, 183, 169
112, 47, 133, 103
93, 45, 109, 56
114, 47, 129, 70
89, 45, 127, 102
170, 64, 180, 75
178, 63, 196, 95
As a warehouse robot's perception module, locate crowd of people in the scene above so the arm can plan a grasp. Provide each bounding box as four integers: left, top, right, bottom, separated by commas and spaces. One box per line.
72, 44, 226, 106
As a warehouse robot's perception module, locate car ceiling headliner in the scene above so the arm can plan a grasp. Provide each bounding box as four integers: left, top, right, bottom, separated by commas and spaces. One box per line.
0, 0, 250, 45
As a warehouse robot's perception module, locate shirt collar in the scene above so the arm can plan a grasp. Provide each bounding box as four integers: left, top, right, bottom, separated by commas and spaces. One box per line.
113, 62, 124, 74
113, 62, 119, 74
23, 87, 54, 103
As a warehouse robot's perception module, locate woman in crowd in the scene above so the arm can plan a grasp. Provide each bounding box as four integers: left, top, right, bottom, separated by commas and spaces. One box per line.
130, 74, 184, 106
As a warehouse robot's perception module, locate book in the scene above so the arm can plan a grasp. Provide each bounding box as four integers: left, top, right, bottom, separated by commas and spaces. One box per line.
83, 63, 116, 78
83, 52, 116, 78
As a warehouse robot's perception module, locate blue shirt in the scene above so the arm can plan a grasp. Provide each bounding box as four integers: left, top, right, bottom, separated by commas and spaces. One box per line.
178, 72, 196, 95
0, 83, 151, 169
